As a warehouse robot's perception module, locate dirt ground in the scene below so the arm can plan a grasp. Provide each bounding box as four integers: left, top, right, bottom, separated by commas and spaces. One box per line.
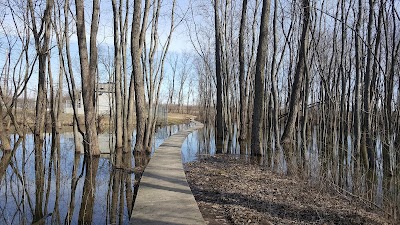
184, 155, 393, 225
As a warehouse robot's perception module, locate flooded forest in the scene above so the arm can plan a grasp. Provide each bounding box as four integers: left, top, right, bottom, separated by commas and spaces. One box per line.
0, 0, 400, 224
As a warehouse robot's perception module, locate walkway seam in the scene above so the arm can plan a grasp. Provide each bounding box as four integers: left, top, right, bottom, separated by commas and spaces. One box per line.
131, 122, 205, 225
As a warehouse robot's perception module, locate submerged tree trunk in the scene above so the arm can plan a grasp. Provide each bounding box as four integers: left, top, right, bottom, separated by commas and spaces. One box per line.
129, 0, 150, 153
354, 0, 363, 176
361, 0, 376, 170
251, 0, 271, 156
75, 0, 100, 156
281, 0, 310, 176
28, 0, 54, 221
214, 0, 224, 152
78, 157, 100, 224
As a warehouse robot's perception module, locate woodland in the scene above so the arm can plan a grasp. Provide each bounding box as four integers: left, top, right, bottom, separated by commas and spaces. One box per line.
0, 0, 399, 224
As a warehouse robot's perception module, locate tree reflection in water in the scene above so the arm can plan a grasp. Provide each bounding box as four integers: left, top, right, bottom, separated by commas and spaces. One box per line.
182, 125, 400, 220
0, 124, 185, 224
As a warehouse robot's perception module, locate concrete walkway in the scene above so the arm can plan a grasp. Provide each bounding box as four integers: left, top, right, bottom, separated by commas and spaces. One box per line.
131, 122, 205, 225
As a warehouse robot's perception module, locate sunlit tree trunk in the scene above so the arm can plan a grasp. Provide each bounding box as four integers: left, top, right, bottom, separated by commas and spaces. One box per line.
28, 0, 54, 221
75, 0, 100, 156
62, 0, 83, 154
146, 0, 176, 151
112, 0, 124, 166
129, 0, 150, 153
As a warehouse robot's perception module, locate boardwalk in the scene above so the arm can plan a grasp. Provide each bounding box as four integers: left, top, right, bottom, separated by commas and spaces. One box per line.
131, 122, 205, 225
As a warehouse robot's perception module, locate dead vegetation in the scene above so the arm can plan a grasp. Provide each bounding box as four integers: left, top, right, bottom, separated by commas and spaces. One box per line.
3, 111, 194, 133
185, 155, 393, 225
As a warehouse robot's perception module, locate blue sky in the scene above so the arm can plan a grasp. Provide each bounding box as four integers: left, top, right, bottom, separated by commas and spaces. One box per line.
0, 0, 199, 103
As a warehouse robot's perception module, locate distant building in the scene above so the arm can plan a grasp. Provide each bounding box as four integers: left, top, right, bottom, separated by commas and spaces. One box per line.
64, 82, 114, 115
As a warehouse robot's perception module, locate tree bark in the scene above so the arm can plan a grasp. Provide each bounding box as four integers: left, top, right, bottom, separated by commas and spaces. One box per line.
361, 0, 376, 170
28, 0, 54, 221
250, 0, 271, 156
129, 0, 150, 153
214, 0, 224, 145
281, 0, 310, 176
354, 0, 363, 175
239, 0, 248, 141
112, 0, 124, 166
75, 0, 100, 156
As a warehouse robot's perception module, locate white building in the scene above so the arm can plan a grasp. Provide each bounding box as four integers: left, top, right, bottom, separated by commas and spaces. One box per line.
64, 82, 114, 115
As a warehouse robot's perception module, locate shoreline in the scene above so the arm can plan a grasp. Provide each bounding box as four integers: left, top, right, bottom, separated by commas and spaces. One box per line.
184, 155, 392, 225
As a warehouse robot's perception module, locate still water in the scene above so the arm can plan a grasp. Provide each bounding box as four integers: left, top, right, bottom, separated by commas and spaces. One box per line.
181, 126, 400, 220
2, 124, 399, 224
0, 124, 187, 225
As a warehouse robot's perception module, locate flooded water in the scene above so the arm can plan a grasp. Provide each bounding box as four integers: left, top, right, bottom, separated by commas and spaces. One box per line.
2, 123, 399, 224
0, 124, 187, 225
180, 126, 400, 220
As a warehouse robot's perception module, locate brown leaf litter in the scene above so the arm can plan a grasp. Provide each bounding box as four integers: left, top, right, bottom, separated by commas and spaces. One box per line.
184, 155, 393, 225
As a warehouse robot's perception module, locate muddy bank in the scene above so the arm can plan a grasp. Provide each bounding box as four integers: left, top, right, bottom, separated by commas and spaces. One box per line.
2, 111, 194, 133
184, 155, 392, 225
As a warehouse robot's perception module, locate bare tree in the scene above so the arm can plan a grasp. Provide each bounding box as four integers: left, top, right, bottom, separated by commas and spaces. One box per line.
129, 0, 150, 153
27, 0, 54, 221
239, 0, 248, 140
353, 0, 363, 175
214, 0, 224, 153
251, 0, 270, 156
143, 0, 178, 152
281, 0, 310, 176
112, 0, 128, 167
167, 53, 178, 109
75, 0, 100, 156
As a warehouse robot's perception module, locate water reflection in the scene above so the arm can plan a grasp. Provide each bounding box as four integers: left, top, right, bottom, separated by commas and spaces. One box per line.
181, 125, 400, 221
0, 124, 187, 225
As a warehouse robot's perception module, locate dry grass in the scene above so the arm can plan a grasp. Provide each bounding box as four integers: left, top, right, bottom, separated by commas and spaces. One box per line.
3, 111, 195, 133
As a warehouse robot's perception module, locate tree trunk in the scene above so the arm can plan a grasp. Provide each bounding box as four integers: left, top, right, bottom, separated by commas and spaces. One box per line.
75, 0, 100, 156
361, 0, 376, 170
28, 0, 54, 221
239, 0, 248, 141
129, 0, 150, 153
112, 0, 124, 166
281, 0, 310, 176
354, 0, 363, 175
214, 0, 224, 154
78, 157, 100, 224
250, 0, 271, 156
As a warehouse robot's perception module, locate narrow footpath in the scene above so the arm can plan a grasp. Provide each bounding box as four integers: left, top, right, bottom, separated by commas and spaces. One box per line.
131, 122, 205, 225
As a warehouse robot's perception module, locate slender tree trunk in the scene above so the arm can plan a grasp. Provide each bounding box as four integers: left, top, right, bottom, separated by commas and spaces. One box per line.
239, 0, 248, 141
354, 0, 363, 176
78, 157, 100, 224
361, 0, 376, 170
214, 0, 224, 144
112, 0, 124, 166
28, 0, 54, 221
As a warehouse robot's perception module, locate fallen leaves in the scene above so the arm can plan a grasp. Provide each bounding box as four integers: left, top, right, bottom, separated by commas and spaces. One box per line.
184, 155, 391, 225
